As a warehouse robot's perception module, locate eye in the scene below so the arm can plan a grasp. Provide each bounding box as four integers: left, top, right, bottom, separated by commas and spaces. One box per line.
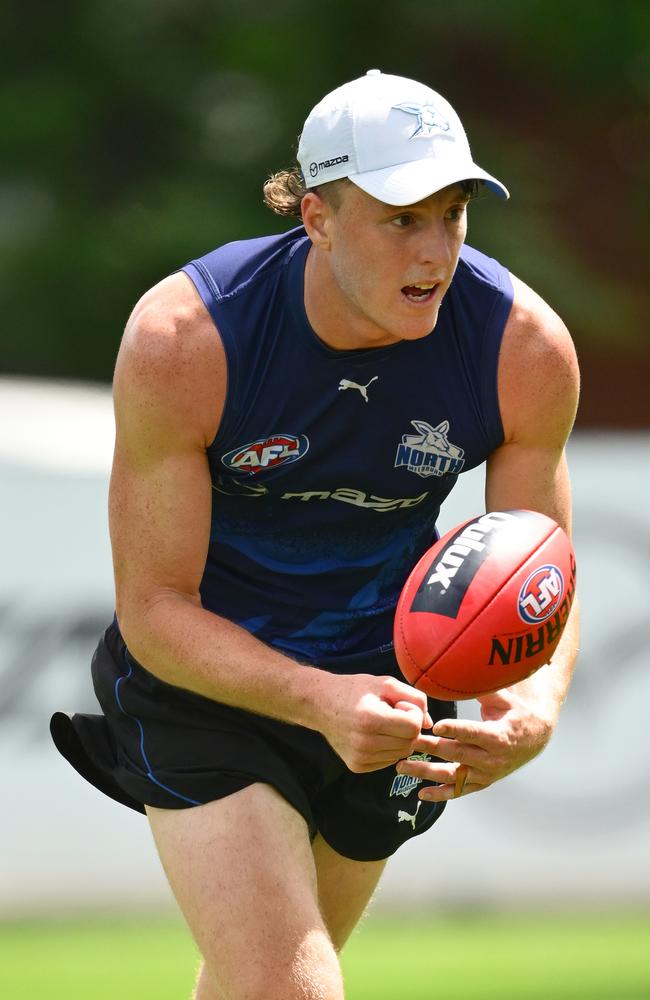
445, 204, 468, 222
391, 213, 415, 227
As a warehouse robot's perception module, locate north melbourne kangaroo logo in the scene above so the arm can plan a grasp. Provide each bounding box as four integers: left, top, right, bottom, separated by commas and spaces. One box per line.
395, 419, 465, 478
393, 103, 451, 137
338, 376, 379, 403
390, 753, 433, 798
397, 801, 422, 830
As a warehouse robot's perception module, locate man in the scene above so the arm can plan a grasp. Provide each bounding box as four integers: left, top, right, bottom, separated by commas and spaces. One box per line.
51, 70, 580, 999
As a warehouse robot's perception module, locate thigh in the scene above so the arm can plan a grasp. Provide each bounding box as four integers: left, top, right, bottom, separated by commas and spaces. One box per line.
312, 834, 387, 952
146, 783, 343, 1000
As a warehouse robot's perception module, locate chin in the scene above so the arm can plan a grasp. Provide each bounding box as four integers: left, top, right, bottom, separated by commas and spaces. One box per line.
364, 303, 440, 347
400, 310, 441, 341
401, 326, 436, 343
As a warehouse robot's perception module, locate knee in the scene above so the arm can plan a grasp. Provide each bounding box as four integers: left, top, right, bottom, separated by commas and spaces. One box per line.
204, 931, 344, 1000
193, 961, 225, 1000
289, 936, 344, 1000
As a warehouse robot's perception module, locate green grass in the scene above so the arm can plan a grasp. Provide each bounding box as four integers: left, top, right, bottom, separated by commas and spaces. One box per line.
0, 912, 649, 999
343, 913, 650, 999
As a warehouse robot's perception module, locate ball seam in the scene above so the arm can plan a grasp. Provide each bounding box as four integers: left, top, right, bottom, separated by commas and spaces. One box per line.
404, 523, 562, 694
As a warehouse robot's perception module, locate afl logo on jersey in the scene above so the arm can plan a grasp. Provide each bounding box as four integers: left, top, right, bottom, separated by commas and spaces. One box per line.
221, 434, 309, 475
517, 564, 564, 624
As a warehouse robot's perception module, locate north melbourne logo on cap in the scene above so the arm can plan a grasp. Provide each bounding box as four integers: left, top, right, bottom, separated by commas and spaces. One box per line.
393, 104, 451, 138
297, 71, 510, 202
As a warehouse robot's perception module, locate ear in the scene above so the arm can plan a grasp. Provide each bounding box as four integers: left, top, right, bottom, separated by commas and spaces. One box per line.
301, 191, 333, 250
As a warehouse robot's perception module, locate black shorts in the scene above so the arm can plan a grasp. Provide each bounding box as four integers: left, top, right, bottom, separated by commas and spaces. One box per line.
51, 622, 455, 862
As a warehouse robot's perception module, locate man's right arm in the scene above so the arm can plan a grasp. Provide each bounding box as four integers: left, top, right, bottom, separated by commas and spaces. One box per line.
109, 272, 431, 772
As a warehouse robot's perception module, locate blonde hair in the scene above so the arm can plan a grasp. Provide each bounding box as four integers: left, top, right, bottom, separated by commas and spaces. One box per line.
263, 168, 351, 218
262, 169, 481, 218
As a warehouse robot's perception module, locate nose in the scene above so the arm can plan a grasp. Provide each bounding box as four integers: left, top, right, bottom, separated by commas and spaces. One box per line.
418, 218, 456, 270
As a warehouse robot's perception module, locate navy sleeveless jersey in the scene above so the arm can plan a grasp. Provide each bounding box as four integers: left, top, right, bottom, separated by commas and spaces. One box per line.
182, 227, 513, 664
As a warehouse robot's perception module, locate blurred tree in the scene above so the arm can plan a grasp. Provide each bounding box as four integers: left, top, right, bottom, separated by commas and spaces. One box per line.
1, 0, 648, 424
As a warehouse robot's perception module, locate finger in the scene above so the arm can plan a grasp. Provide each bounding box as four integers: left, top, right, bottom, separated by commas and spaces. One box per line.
409, 734, 490, 766
420, 705, 434, 730
359, 735, 424, 756
418, 780, 486, 802
349, 736, 432, 766
454, 765, 469, 798
396, 754, 492, 786
415, 727, 497, 755
355, 752, 423, 772
432, 719, 501, 745
410, 733, 444, 755
377, 704, 426, 740
393, 700, 424, 719
392, 700, 433, 732
398, 761, 460, 784
383, 678, 431, 718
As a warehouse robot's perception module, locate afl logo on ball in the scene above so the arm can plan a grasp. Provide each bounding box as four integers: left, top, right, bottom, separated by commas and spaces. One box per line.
518, 565, 564, 624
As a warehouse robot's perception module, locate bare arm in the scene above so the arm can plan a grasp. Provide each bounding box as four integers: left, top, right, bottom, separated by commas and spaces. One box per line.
400, 273, 581, 798
109, 272, 431, 772
481, 274, 580, 726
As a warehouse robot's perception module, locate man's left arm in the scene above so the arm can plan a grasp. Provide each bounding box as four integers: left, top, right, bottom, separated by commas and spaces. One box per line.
397, 273, 580, 800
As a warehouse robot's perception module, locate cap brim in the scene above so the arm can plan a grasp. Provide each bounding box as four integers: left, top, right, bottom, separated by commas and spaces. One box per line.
348, 157, 509, 204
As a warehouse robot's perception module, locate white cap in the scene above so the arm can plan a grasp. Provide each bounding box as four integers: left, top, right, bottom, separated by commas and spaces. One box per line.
297, 69, 509, 205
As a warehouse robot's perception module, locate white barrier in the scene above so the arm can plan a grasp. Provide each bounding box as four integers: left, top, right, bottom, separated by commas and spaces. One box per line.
1, 379, 649, 913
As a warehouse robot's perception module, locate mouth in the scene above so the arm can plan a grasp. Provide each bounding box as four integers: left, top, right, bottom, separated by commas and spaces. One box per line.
401, 282, 441, 305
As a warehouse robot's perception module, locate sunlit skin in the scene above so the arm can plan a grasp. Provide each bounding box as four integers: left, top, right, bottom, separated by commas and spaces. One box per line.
301, 182, 470, 351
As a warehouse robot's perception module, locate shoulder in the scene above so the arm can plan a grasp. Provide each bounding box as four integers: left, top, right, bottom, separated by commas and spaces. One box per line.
122, 270, 219, 357
191, 226, 308, 300
447, 245, 513, 345
114, 271, 225, 450
498, 273, 580, 446
456, 244, 510, 290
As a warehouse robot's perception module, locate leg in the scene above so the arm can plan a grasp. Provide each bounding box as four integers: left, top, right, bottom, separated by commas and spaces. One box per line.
312, 835, 387, 951
193, 833, 386, 997
193, 960, 223, 1000
146, 784, 344, 1000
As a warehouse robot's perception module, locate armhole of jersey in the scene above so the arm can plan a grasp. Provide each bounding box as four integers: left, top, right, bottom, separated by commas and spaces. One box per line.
480, 266, 514, 453
181, 261, 241, 447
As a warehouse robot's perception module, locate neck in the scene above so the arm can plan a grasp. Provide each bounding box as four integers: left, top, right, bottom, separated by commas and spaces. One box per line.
303, 245, 400, 351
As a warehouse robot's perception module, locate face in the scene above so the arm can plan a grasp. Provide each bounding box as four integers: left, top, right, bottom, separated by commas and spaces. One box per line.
304, 182, 469, 349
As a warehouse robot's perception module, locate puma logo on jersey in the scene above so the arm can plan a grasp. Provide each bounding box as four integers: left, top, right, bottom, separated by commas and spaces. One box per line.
397, 801, 422, 830
338, 376, 379, 402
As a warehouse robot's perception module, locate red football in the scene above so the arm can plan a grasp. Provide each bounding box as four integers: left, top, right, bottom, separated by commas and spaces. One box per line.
394, 509, 576, 701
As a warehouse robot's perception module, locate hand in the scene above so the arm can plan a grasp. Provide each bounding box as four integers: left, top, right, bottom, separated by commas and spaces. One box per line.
394, 678, 560, 800
317, 673, 433, 774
